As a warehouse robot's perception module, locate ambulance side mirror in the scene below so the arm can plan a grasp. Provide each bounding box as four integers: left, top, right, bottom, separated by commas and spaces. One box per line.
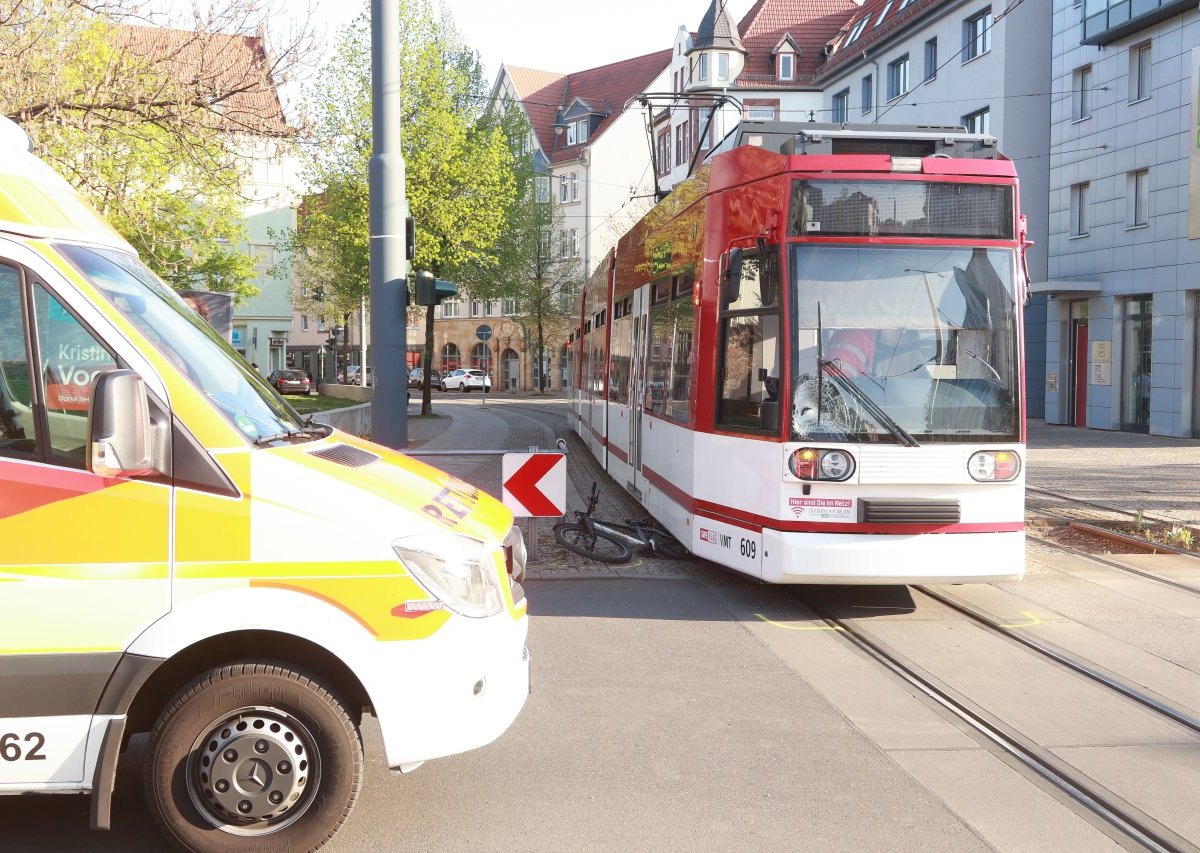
87, 369, 157, 478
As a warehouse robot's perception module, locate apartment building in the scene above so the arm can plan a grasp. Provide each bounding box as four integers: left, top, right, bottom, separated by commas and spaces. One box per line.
437, 52, 671, 391
1042, 0, 1200, 436
816, 0, 1053, 417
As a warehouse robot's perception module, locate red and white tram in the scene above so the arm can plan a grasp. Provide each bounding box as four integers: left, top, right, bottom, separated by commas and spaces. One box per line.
568, 124, 1029, 584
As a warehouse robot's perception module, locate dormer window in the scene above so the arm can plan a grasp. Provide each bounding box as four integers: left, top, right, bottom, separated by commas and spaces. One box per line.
778, 53, 794, 80
566, 118, 589, 146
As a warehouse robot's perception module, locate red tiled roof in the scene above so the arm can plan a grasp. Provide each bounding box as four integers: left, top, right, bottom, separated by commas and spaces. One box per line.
116, 24, 291, 136
818, 0, 947, 78
736, 0, 860, 85
506, 50, 672, 164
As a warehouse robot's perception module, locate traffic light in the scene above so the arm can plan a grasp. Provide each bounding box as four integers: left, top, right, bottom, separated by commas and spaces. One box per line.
414, 270, 457, 306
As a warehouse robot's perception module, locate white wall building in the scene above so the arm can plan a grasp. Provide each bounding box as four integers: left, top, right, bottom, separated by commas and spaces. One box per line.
816, 0, 1052, 417
655, 0, 859, 195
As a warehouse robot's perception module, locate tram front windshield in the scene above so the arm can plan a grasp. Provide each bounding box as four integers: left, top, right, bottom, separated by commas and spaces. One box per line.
790, 245, 1019, 444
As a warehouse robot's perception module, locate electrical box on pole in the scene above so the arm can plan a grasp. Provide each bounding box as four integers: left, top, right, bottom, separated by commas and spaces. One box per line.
414, 270, 457, 306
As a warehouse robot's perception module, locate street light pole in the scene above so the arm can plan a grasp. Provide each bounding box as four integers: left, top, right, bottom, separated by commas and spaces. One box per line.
369, 0, 408, 447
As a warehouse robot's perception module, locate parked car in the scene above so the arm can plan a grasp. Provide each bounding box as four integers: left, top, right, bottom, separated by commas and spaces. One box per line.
407, 367, 442, 390
339, 365, 374, 386
268, 368, 311, 396
440, 368, 492, 392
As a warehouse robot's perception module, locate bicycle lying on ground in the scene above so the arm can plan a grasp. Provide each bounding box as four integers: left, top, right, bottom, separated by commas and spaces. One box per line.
552, 481, 691, 563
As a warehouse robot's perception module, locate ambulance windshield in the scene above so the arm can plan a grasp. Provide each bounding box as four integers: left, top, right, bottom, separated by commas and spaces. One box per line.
57, 244, 309, 444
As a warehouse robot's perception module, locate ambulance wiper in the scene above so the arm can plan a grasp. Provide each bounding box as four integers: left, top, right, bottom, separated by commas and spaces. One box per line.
819, 358, 920, 448
253, 427, 323, 446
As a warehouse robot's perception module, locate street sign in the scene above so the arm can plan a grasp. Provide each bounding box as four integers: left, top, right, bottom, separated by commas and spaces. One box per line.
502, 453, 566, 517
476, 324, 493, 341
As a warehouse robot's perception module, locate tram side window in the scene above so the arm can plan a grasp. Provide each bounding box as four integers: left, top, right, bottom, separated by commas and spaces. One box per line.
609, 316, 631, 405
648, 282, 672, 413
668, 273, 694, 422
718, 251, 780, 431
0, 265, 37, 456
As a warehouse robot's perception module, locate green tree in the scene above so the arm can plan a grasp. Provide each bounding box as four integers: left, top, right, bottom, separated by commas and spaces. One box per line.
1, 0, 311, 298
281, 0, 517, 412
457, 110, 582, 393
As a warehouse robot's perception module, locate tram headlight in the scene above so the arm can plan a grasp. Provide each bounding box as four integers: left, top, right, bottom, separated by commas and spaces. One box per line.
819, 450, 854, 480
968, 450, 1021, 482
788, 448, 855, 482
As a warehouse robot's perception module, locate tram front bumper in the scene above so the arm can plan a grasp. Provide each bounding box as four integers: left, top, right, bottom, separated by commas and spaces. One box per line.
761, 528, 1025, 584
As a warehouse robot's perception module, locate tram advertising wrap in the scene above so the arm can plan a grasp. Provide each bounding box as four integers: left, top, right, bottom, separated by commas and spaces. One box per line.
568, 123, 1029, 585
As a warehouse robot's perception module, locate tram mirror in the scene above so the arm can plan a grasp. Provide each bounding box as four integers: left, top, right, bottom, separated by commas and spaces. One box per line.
723, 248, 743, 304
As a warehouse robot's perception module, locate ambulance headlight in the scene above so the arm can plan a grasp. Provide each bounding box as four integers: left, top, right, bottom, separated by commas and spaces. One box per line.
392, 534, 504, 618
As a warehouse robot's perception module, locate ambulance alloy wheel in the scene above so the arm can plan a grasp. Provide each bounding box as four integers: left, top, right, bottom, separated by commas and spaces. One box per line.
145, 663, 362, 853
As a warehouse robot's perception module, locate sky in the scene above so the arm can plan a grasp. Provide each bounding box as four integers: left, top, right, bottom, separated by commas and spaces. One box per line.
303, 0, 757, 84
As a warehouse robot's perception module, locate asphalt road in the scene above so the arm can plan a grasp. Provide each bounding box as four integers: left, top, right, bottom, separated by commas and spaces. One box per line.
4, 572, 992, 852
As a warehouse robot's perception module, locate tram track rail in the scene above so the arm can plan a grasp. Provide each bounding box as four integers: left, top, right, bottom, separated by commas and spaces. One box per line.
1024, 485, 1200, 597
798, 588, 1200, 853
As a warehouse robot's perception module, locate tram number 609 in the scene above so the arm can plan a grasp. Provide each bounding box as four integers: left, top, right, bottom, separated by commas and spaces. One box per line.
739, 538, 757, 560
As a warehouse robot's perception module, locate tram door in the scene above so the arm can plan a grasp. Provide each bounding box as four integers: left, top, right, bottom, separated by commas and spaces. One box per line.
627, 287, 648, 496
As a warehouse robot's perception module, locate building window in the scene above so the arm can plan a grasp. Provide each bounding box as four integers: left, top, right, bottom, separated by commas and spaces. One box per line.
471, 342, 492, 374
887, 55, 909, 101
1070, 182, 1090, 237
570, 228, 580, 258
924, 38, 937, 81
963, 7, 992, 62
699, 53, 709, 81
963, 107, 990, 134
572, 118, 589, 144
470, 299, 484, 317
717, 53, 729, 81
535, 175, 550, 203
570, 172, 579, 201
1128, 169, 1149, 227
846, 17, 869, 45
559, 229, 569, 259
441, 299, 461, 318
501, 298, 518, 315
657, 129, 671, 175
1130, 41, 1152, 102
559, 175, 568, 203
746, 103, 777, 120
832, 89, 850, 123
1072, 64, 1092, 120
875, 1, 894, 26
317, 316, 326, 332
778, 53, 794, 81
1082, 0, 1190, 46
861, 74, 873, 113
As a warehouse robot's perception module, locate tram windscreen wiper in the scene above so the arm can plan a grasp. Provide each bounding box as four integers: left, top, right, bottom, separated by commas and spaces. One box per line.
819, 358, 920, 447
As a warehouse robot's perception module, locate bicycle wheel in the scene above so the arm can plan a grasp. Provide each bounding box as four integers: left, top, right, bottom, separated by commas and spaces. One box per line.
649, 533, 691, 560
553, 523, 632, 563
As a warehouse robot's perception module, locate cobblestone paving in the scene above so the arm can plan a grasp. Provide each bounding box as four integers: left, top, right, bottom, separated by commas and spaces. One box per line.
406, 396, 692, 579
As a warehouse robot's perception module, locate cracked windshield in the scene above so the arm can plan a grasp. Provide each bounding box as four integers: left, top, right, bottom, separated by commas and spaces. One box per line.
790, 244, 1020, 444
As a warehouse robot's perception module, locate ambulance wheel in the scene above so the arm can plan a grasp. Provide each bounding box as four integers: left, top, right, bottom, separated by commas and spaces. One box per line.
145, 662, 362, 853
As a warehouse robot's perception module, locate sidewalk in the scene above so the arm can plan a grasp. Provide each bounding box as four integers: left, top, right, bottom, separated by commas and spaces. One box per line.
1026, 419, 1200, 523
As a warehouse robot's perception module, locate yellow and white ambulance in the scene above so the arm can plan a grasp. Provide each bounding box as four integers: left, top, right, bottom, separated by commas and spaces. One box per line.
0, 116, 529, 851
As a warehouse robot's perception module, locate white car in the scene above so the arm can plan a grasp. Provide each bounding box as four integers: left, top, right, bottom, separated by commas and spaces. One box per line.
440, 368, 492, 392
